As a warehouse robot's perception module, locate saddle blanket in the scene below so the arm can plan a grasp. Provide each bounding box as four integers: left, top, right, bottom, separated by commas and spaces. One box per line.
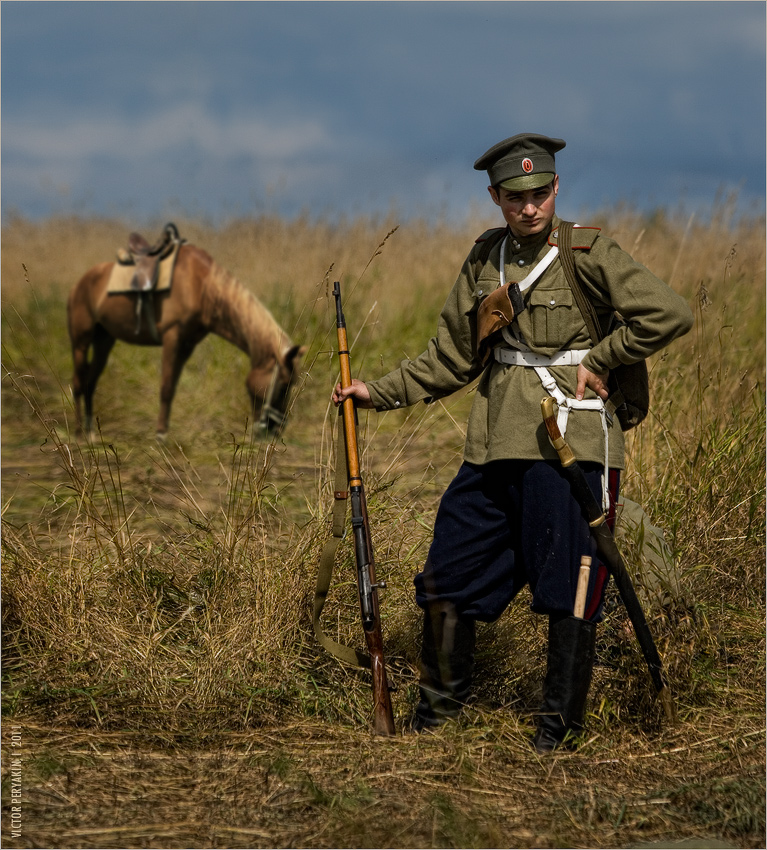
106, 242, 181, 295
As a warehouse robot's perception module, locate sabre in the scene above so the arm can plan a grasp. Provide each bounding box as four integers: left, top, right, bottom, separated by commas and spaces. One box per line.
541, 396, 676, 724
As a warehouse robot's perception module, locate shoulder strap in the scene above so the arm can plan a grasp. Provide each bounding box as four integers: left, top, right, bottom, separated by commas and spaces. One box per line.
558, 221, 602, 344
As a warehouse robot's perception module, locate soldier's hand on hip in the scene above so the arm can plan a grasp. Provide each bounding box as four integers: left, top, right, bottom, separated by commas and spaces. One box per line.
576, 364, 609, 401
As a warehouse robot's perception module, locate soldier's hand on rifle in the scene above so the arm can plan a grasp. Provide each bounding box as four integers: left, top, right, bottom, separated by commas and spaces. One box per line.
575, 363, 609, 401
333, 378, 374, 408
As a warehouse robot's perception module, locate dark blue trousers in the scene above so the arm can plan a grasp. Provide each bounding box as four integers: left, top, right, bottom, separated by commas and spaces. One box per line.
414, 460, 619, 623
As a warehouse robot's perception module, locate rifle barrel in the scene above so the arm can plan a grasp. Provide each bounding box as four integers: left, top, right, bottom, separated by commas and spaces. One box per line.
334, 281, 396, 736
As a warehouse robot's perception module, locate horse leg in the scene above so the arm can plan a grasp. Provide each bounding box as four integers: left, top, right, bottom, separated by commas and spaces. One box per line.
157, 329, 198, 438
83, 328, 116, 437
71, 338, 90, 434
71, 325, 114, 438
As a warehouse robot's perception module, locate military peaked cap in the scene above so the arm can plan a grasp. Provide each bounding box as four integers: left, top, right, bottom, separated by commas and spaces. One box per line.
474, 133, 566, 190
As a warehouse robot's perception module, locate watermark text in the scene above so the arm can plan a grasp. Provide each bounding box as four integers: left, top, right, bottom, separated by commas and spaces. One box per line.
8, 726, 23, 839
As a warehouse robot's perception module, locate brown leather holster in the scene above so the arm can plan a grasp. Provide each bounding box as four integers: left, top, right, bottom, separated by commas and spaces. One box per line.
477, 283, 521, 364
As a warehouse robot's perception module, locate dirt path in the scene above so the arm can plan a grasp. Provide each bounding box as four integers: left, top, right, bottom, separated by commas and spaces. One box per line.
2, 717, 762, 849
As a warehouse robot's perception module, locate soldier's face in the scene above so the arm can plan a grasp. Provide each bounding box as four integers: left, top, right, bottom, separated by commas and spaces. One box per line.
489, 176, 559, 238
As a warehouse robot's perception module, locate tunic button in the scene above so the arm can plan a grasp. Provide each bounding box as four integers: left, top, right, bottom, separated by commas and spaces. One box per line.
394, 400, 401, 408
477, 289, 484, 296
550, 298, 556, 305
513, 240, 521, 249
517, 259, 525, 267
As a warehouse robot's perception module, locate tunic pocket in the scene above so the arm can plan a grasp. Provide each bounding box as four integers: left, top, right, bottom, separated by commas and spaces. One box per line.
528, 287, 574, 347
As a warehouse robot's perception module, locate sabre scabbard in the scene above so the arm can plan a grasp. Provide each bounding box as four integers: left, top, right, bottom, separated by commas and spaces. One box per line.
541, 397, 676, 724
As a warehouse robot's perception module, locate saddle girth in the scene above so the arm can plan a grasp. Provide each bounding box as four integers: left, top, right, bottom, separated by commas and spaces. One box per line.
115, 223, 183, 341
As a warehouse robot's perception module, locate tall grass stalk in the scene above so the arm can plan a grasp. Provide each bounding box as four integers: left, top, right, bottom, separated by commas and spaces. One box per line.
1, 205, 764, 847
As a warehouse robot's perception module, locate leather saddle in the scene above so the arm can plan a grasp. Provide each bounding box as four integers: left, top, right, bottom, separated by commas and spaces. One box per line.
117, 222, 181, 292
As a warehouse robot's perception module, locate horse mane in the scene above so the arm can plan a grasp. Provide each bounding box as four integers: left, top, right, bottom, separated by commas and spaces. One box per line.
201, 259, 291, 364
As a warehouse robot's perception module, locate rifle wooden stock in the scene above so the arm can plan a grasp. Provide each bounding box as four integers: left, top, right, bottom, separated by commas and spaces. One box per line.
334, 281, 396, 737
541, 397, 676, 724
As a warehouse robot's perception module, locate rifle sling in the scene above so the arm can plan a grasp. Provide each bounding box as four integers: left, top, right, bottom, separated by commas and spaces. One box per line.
312, 411, 371, 670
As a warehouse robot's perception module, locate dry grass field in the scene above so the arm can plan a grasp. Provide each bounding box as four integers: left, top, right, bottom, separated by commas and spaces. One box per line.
1, 199, 765, 849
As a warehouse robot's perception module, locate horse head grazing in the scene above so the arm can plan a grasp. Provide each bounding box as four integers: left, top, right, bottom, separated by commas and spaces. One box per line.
66, 224, 306, 439
249, 344, 306, 437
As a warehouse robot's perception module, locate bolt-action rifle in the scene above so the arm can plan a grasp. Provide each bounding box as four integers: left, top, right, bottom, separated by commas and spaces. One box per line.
332, 281, 396, 736
541, 396, 676, 724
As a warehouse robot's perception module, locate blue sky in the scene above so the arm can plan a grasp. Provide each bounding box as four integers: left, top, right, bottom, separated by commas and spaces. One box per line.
2, 1, 764, 224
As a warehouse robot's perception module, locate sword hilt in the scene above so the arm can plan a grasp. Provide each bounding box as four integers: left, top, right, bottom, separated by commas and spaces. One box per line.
541, 397, 576, 467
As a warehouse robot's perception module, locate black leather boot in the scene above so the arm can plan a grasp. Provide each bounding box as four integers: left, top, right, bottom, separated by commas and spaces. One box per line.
411, 602, 476, 731
533, 614, 596, 753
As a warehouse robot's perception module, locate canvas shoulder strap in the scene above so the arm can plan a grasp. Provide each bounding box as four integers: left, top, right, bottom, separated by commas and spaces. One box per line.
557, 220, 603, 344
558, 220, 642, 424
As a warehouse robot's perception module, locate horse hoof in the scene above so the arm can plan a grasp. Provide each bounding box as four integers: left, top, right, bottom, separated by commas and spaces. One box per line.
155, 431, 168, 444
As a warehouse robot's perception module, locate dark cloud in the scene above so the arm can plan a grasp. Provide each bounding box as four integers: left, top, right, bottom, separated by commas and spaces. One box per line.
2, 1, 764, 222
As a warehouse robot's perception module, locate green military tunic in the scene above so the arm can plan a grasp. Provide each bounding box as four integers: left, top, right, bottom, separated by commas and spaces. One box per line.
366, 215, 693, 470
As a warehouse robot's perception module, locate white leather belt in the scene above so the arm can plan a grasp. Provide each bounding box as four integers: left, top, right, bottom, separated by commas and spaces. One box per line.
494, 343, 611, 510
494, 348, 588, 367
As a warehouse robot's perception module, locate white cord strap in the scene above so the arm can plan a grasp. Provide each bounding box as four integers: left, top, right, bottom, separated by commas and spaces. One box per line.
496, 234, 610, 510
499, 236, 559, 291
533, 365, 610, 511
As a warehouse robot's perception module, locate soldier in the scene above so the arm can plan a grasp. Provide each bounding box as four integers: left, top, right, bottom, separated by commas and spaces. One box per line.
333, 133, 693, 751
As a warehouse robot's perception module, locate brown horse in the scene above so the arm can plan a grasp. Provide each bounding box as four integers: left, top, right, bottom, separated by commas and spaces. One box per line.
67, 231, 305, 439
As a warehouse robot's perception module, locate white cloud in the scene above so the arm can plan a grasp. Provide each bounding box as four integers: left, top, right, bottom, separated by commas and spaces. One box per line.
4, 103, 335, 163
